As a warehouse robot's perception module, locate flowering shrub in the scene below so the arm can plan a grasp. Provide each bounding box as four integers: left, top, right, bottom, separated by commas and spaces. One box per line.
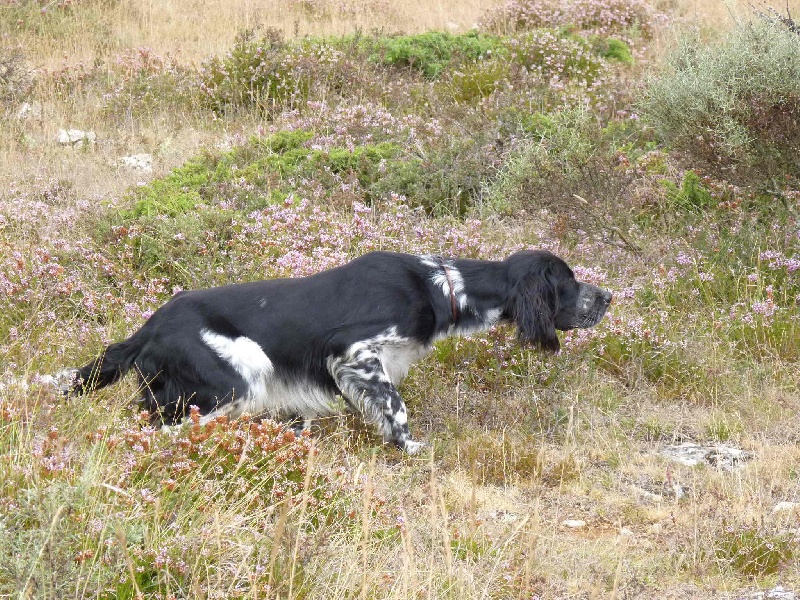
101, 47, 198, 119
507, 30, 608, 89
481, 0, 664, 40
114, 192, 503, 288
199, 29, 363, 115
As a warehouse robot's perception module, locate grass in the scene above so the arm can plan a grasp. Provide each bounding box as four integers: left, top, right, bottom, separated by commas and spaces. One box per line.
1, 0, 799, 597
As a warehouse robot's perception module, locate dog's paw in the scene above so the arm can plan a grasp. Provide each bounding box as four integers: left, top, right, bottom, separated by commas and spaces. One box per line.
402, 439, 426, 455
39, 368, 79, 395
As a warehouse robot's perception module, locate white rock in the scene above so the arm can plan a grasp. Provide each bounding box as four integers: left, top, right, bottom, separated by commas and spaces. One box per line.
766, 586, 796, 599
772, 502, 800, 515
17, 102, 42, 119
659, 443, 752, 470
750, 586, 796, 599
488, 510, 519, 523
119, 153, 153, 173
57, 129, 97, 145
561, 519, 586, 528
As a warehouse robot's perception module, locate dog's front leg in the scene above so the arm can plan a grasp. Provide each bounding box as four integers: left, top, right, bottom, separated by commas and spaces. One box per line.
328, 354, 424, 454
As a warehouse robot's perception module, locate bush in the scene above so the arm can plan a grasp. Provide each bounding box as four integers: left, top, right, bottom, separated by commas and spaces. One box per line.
487, 109, 647, 251
661, 170, 714, 213
0, 45, 33, 105
481, 0, 661, 40
715, 523, 796, 578
199, 29, 361, 115
101, 47, 199, 120
369, 31, 506, 78
640, 20, 800, 186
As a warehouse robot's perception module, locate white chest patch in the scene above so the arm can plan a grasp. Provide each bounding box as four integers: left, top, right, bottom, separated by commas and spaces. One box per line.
379, 337, 431, 386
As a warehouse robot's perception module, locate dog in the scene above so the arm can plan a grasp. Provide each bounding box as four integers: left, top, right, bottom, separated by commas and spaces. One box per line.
67, 250, 612, 453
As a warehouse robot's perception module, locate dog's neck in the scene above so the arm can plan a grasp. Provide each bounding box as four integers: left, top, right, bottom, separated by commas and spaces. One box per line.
442, 266, 458, 322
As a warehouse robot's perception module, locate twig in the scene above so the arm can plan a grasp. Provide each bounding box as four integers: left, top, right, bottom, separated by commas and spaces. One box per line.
573, 194, 643, 254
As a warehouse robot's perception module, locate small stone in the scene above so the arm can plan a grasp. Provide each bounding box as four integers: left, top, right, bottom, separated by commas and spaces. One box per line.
57, 129, 97, 145
561, 519, 586, 528
119, 153, 153, 173
771, 501, 800, 515
17, 102, 42, 119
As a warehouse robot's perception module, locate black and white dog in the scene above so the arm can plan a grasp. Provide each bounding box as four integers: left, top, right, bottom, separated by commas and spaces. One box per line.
68, 250, 612, 453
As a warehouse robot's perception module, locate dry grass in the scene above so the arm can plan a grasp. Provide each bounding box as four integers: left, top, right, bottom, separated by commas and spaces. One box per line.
672, 0, 800, 30
9, 0, 497, 68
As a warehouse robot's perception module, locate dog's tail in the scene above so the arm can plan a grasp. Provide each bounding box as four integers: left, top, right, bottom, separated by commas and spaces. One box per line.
70, 332, 144, 395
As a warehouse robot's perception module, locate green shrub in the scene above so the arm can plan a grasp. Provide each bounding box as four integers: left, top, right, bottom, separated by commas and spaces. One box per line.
371, 31, 506, 78
128, 160, 211, 218
641, 20, 800, 185
661, 170, 714, 213
715, 524, 795, 577
444, 59, 511, 104
594, 37, 633, 64
487, 109, 646, 251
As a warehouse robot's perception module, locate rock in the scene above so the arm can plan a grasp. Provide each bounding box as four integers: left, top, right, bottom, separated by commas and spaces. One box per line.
771, 501, 800, 515
119, 153, 153, 173
748, 585, 796, 599
561, 519, 586, 529
17, 102, 42, 119
487, 510, 519, 523
659, 442, 752, 470
57, 129, 97, 145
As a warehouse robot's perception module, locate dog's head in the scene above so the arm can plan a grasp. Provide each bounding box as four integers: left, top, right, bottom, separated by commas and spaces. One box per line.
504, 250, 612, 352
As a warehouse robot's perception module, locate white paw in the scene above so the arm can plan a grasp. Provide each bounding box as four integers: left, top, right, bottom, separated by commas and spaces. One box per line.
403, 440, 426, 455
41, 368, 79, 394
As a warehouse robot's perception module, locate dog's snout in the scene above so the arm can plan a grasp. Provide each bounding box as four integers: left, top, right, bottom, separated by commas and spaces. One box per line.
600, 290, 613, 305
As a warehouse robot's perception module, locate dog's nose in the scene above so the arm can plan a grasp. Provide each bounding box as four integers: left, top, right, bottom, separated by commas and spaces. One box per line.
601, 290, 613, 305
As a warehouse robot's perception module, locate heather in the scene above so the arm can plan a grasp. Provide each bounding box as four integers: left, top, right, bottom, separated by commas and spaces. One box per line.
1, 0, 800, 597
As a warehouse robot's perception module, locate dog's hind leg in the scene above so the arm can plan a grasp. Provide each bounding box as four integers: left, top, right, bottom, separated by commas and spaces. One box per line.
328, 352, 424, 454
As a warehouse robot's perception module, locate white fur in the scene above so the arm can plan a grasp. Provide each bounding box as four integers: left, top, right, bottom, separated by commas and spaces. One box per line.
202, 379, 339, 424
420, 255, 467, 310
200, 328, 339, 423
200, 329, 274, 399
379, 338, 430, 386
331, 327, 431, 387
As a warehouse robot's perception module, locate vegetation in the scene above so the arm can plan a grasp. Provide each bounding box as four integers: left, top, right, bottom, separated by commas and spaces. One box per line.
0, 0, 799, 597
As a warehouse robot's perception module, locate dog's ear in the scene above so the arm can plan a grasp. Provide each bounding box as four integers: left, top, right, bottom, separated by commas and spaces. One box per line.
507, 269, 560, 352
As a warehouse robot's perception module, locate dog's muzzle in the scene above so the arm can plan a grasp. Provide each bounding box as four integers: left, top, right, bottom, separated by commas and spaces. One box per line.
575, 283, 612, 328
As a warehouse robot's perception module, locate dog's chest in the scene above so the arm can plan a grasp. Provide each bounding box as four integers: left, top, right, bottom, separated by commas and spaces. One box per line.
378, 339, 431, 386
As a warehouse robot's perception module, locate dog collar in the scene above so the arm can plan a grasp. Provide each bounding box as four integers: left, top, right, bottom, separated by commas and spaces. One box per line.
443, 266, 458, 322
